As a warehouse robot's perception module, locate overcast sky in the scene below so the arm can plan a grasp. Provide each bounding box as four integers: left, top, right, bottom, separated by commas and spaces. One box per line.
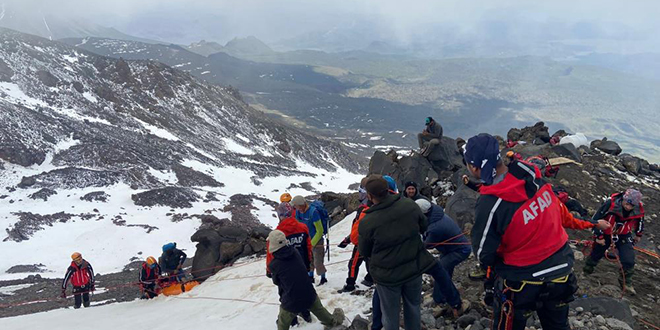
4, 0, 660, 45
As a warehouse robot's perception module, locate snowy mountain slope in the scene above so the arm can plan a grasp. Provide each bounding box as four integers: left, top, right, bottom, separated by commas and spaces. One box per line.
0, 27, 364, 279
0, 212, 371, 330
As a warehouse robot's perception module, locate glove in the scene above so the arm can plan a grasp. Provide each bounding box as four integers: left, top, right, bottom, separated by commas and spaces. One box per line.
266, 272, 272, 279
484, 288, 494, 306
90, 284, 95, 292
60, 290, 67, 299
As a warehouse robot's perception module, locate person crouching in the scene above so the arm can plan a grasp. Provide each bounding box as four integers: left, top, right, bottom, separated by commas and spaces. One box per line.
267, 230, 344, 330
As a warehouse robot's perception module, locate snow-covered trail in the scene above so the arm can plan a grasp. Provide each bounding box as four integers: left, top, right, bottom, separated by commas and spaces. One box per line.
0, 212, 372, 330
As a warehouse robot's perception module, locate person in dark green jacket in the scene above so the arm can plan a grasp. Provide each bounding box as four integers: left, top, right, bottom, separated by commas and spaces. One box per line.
359, 175, 436, 330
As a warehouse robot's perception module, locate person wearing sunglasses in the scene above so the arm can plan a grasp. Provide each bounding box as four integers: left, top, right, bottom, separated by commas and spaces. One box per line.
584, 188, 644, 295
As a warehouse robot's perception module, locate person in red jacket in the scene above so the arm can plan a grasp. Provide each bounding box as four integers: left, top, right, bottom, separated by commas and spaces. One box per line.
267, 203, 313, 277
465, 133, 578, 330
61, 252, 95, 309
139, 256, 162, 299
584, 188, 644, 295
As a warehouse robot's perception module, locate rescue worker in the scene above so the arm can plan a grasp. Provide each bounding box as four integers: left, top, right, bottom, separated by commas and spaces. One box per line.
584, 188, 644, 295
267, 202, 313, 276
61, 252, 95, 309
160, 242, 187, 283
465, 134, 578, 330
139, 256, 161, 299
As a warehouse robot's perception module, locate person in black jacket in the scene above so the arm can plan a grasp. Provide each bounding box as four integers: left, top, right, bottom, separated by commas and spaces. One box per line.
268, 230, 344, 330
403, 181, 429, 201
61, 252, 95, 309
418, 117, 443, 157
139, 256, 162, 299
160, 242, 187, 283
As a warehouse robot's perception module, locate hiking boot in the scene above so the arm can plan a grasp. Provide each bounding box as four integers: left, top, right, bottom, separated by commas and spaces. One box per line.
290, 316, 299, 327
318, 277, 328, 286
449, 299, 471, 319
301, 311, 312, 323
469, 267, 487, 280
337, 284, 356, 293
361, 278, 374, 287
83, 301, 90, 308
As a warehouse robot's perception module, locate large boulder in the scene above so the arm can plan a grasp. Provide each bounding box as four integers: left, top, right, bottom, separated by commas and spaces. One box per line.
445, 183, 479, 228
591, 137, 622, 156
619, 154, 642, 175
508, 122, 550, 144
190, 229, 223, 281
550, 143, 582, 162
426, 137, 464, 171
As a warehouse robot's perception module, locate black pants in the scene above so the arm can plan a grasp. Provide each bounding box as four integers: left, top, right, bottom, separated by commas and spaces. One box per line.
587, 234, 636, 270
141, 283, 158, 299
346, 246, 372, 286
72, 286, 90, 308
492, 273, 577, 330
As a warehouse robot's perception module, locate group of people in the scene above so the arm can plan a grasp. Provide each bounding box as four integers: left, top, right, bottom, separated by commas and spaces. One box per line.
60, 120, 646, 330
61, 242, 188, 306
266, 131, 646, 330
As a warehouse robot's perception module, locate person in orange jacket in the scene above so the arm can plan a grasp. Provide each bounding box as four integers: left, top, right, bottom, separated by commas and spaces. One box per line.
337, 178, 373, 293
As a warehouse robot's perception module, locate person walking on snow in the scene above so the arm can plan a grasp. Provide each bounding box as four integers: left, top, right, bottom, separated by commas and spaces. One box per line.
417, 117, 443, 157
583, 188, 644, 295
268, 230, 345, 330
267, 202, 313, 277
292, 195, 328, 285
139, 256, 162, 299
337, 178, 374, 293
160, 242, 187, 283
465, 133, 578, 330
61, 252, 95, 309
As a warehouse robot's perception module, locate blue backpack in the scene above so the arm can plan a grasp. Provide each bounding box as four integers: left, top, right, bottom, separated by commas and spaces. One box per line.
310, 200, 330, 235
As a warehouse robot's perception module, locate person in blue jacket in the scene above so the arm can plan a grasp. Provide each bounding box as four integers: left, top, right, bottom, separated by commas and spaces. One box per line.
291, 195, 328, 285
416, 199, 471, 303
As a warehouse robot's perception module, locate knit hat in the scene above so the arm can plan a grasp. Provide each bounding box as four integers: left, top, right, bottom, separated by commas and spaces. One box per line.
405, 181, 417, 189
291, 195, 306, 207
277, 202, 294, 219
383, 175, 398, 193
267, 230, 287, 254
365, 175, 389, 197
463, 133, 502, 185
623, 188, 642, 205
415, 199, 432, 214
280, 193, 292, 203
425, 117, 433, 125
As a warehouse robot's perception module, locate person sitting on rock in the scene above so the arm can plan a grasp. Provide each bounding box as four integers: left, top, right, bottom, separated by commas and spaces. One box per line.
267, 202, 313, 278
403, 181, 429, 201
159, 242, 187, 283
268, 230, 345, 330
139, 256, 162, 299
337, 177, 374, 293
418, 116, 443, 157
584, 188, 644, 295
61, 252, 95, 309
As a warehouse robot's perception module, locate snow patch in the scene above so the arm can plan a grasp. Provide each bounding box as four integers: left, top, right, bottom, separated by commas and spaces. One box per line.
62, 54, 78, 63
200, 71, 211, 75
0, 283, 34, 295
222, 138, 254, 155
0, 82, 48, 109
134, 118, 179, 141
82, 92, 98, 103
52, 107, 112, 125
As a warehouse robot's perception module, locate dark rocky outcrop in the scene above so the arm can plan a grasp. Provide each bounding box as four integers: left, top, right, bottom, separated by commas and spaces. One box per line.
591, 137, 622, 156
5, 212, 80, 242
619, 154, 642, 175
570, 297, 635, 329
6, 264, 47, 274
507, 121, 551, 144
172, 164, 223, 187
80, 191, 110, 202
131, 187, 200, 208
27, 188, 57, 201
